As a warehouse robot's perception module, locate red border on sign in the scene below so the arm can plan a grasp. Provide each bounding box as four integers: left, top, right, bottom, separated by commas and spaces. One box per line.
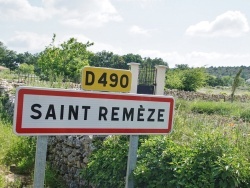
15, 87, 174, 135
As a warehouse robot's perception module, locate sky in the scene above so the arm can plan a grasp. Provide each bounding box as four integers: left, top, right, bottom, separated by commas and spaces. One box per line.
1, 0, 250, 68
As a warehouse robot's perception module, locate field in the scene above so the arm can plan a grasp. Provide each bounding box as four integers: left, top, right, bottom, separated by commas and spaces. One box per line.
198, 86, 250, 96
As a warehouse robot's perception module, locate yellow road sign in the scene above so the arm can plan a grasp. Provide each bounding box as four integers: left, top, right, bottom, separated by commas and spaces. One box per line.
82, 67, 132, 92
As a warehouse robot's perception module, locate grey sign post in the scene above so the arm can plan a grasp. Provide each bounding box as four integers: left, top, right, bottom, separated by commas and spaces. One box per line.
33, 136, 48, 188
126, 63, 139, 188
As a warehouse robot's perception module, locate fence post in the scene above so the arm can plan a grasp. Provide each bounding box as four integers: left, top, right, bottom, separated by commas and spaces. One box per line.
155, 65, 167, 95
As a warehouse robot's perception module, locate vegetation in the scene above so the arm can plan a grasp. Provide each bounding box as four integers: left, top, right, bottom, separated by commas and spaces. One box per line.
37, 35, 93, 82
231, 68, 243, 102
82, 101, 250, 187
0, 95, 65, 187
206, 66, 250, 80
166, 65, 207, 91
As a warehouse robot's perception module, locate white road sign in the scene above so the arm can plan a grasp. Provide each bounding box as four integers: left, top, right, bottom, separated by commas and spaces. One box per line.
14, 87, 174, 135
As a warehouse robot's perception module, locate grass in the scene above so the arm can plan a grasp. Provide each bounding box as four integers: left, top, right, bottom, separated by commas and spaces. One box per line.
198, 86, 250, 96
176, 99, 250, 121
172, 99, 250, 159
84, 105, 250, 187
0, 120, 66, 187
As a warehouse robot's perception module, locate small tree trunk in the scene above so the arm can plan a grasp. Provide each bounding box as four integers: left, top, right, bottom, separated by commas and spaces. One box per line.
231, 68, 243, 103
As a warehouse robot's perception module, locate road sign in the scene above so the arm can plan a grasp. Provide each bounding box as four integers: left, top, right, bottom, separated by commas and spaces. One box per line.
14, 87, 174, 135
81, 67, 132, 92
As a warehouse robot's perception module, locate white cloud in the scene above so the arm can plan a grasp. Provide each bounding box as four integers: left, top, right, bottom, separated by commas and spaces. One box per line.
138, 49, 250, 68
0, 0, 57, 21
186, 11, 250, 37
0, 0, 122, 27
54, 33, 124, 54
6, 32, 124, 54
59, 0, 122, 28
6, 32, 53, 53
129, 25, 151, 36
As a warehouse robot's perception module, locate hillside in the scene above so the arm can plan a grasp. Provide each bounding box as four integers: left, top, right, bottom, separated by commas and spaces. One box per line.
206, 66, 250, 80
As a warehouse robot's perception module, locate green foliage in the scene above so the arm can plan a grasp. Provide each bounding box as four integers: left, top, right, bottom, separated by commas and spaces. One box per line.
81, 136, 129, 188
182, 67, 207, 91
166, 66, 207, 91
0, 94, 13, 124
2, 49, 18, 71
82, 99, 250, 188
172, 132, 249, 188
2, 136, 36, 174
206, 66, 250, 80
165, 69, 184, 90
18, 63, 34, 75
191, 101, 233, 115
45, 164, 66, 188
0, 174, 4, 187
0, 175, 23, 188
240, 109, 250, 122
134, 136, 178, 188
89, 51, 168, 70
135, 133, 250, 188
38, 35, 93, 82
0, 96, 35, 175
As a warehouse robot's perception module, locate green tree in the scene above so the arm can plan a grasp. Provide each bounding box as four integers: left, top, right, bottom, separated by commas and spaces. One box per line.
143, 57, 168, 67
175, 64, 189, 70
38, 35, 93, 82
165, 69, 184, 90
89, 51, 128, 69
16, 52, 38, 65
231, 68, 243, 103
182, 68, 207, 91
2, 49, 18, 71
122, 53, 143, 64
89, 51, 114, 68
0, 41, 7, 65
221, 76, 233, 86
18, 63, 34, 75
166, 66, 207, 91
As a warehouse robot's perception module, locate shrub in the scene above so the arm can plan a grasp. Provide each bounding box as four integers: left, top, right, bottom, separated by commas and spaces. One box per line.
81, 136, 129, 188
134, 136, 182, 188
2, 136, 36, 174
134, 133, 250, 188
45, 164, 66, 188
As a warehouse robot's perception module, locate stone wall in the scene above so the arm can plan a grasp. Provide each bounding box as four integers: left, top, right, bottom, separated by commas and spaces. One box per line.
47, 135, 94, 188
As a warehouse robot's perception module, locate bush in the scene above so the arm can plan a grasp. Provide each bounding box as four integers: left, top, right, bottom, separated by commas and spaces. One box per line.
134, 134, 250, 188
2, 136, 36, 174
134, 136, 180, 188
81, 136, 129, 188
45, 164, 66, 188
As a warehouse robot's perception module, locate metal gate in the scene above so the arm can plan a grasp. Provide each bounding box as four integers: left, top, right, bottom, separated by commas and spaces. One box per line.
137, 65, 156, 95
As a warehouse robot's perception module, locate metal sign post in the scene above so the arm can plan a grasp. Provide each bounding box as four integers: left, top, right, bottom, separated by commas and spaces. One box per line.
126, 63, 139, 188
33, 136, 48, 188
